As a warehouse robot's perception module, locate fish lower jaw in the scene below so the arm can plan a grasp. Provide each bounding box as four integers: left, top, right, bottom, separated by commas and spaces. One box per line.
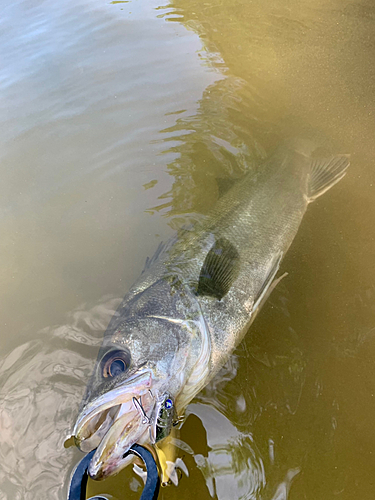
73, 371, 155, 452
88, 426, 150, 480
85, 392, 156, 479
74, 402, 128, 453
88, 452, 135, 480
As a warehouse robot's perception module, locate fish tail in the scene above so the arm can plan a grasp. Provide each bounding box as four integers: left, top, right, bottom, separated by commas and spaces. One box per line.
307, 154, 350, 202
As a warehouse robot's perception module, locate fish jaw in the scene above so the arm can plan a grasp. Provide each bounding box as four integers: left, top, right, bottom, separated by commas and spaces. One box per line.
73, 371, 154, 468
88, 391, 155, 479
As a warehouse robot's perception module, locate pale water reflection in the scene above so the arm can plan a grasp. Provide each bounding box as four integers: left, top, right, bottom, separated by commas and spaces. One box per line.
188, 403, 266, 499
0, 297, 120, 499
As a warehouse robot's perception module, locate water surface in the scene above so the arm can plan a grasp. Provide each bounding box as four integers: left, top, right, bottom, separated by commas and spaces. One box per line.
1, 0, 375, 499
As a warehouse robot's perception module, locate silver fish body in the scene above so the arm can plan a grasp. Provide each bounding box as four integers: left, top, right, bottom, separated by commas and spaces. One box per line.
72, 141, 349, 479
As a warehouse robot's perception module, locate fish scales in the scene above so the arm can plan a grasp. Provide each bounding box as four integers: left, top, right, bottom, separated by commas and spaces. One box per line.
142, 149, 310, 371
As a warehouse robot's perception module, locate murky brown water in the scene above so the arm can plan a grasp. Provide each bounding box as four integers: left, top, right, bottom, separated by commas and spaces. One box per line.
1, 0, 375, 498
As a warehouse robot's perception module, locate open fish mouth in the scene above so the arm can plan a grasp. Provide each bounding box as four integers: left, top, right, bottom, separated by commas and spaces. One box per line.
73, 370, 155, 480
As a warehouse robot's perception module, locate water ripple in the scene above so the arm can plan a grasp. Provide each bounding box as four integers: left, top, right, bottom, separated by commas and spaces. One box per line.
0, 296, 120, 500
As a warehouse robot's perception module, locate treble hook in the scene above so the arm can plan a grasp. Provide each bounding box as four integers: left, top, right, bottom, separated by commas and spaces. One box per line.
132, 396, 151, 424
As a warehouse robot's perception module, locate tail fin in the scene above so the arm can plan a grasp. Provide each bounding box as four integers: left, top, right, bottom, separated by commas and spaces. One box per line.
307, 154, 350, 202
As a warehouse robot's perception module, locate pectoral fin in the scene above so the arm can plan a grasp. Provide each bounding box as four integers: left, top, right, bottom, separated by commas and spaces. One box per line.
197, 238, 240, 300
252, 253, 286, 316
307, 154, 349, 202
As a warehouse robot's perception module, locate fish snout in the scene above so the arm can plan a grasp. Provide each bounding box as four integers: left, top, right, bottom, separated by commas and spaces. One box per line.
87, 391, 155, 480
73, 370, 153, 453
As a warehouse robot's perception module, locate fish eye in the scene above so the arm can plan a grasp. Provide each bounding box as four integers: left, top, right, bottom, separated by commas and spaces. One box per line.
164, 398, 173, 409
101, 349, 131, 378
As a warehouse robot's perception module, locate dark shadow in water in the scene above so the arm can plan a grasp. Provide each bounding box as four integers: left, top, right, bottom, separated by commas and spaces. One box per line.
148, 74, 278, 222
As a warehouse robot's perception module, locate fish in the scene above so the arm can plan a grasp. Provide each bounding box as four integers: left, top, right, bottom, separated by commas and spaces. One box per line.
71, 139, 349, 481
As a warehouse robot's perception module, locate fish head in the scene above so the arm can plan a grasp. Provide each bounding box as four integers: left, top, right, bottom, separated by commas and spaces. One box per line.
72, 309, 196, 480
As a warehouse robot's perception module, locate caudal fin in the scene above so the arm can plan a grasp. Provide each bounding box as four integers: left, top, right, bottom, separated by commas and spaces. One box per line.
307, 154, 350, 202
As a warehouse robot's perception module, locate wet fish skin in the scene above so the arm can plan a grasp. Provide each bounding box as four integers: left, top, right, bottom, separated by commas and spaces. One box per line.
73, 140, 349, 479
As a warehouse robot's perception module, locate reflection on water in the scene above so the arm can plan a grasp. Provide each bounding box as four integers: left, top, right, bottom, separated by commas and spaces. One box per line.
188, 403, 266, 499
0, 296, 120, 499
1, 0, 375, 498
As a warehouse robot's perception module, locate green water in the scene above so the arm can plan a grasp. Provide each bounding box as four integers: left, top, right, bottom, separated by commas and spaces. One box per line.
1, 0, 375, 499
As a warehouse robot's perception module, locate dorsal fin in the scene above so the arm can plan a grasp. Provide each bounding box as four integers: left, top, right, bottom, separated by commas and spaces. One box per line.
142, 236, 178, 274
197, 237, 240, 300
